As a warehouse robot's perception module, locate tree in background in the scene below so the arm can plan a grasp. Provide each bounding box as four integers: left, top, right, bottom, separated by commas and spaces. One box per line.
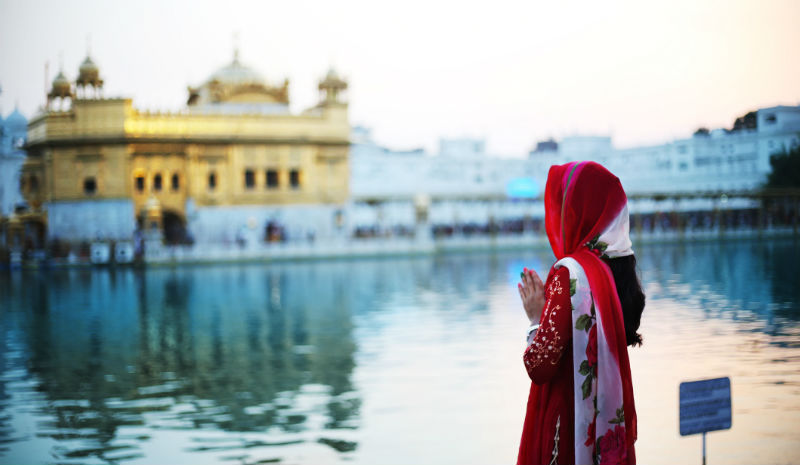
767, 143, 800, 188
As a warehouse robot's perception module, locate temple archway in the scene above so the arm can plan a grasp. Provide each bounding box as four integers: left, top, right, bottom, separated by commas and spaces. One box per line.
162, 210, 190, 245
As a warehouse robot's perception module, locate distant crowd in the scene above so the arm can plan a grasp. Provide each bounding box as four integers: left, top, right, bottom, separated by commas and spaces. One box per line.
3, 204, 798, 266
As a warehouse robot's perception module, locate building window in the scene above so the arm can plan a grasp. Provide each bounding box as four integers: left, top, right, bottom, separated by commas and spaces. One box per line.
83, 177, 97, 195
153, 173, 163, 191
266, 169, 279, 188
208, 172, 217, 190
29, 175, 39, 192
171, 173, 180, 191
19, 177, 26, 192
289, 169, 300, 189
244, 169, 255, 189
135, 175, 145, 192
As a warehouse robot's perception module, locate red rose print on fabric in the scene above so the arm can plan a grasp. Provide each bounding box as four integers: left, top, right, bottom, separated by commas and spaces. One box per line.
598, 425, 627, 465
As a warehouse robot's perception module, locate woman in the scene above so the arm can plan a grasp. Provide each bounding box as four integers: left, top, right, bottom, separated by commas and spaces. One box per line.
517, 161, 645, 465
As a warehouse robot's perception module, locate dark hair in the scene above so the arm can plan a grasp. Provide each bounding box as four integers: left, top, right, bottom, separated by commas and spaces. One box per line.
605, 254, 645, 346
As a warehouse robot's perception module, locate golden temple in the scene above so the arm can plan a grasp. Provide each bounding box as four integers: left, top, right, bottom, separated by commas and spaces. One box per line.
20, 49, 350, 245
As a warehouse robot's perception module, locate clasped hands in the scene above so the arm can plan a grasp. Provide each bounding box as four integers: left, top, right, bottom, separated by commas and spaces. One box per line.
518, 267, 545, 325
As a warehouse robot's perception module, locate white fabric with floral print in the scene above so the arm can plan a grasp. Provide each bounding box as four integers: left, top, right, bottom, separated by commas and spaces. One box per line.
555, 256, 626, 465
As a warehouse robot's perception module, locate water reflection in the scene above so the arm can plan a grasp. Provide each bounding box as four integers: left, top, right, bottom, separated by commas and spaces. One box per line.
0, 239, 798, 464
0, 264, 367, 463
638, 238, 800, 340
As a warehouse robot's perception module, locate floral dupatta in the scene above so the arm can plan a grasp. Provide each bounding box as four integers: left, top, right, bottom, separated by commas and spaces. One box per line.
544, 162, 637, 465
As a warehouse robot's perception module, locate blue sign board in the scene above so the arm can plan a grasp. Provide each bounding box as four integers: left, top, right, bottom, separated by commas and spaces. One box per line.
505, 177, 540, 199
679, 377, 732, 436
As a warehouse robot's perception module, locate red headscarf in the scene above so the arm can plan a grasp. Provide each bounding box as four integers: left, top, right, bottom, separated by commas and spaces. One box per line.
544, 161, 628, 260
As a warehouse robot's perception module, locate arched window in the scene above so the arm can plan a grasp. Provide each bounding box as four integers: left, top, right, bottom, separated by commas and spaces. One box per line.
208, 172, 217, 190
135, 175, 145, 192
171, 173, 180, 190
266, 169, 278, 188
244, 169, 255, 189
83, 177, 97, 195
153, 173, 163, 191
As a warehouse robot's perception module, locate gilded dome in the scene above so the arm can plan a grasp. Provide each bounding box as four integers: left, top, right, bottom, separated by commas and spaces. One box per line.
325, 68, 341, 81
49, 71, 72, 99
207, 52, 265, 86
318, 67, 347, 105
188, 50, 290, 109
77, 55, 102, 87
80, 56, 98, 75
319, 67, 347, 90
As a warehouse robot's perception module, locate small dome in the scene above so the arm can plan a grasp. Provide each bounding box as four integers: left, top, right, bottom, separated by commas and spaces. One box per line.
325, 68, 341, 80
77, 55, 101, 86
319, 67, 347, 91
50, 71, 72, 98
5, 108, 27, 132
53, 71, 70, 87
80, 56, 98, 74
207, 53, 265, 87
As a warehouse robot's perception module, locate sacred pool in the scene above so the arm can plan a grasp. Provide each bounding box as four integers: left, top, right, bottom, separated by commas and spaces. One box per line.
0, 238, 797, 465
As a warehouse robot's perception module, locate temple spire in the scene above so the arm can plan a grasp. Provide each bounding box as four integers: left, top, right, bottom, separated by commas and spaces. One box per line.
233, 31, 240, 63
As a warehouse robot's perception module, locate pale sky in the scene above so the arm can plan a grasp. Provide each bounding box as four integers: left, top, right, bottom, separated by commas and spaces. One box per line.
1, 0, 799, 155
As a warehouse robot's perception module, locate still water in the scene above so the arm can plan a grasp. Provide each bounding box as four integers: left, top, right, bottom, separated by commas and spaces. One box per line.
0, 239, 798, 465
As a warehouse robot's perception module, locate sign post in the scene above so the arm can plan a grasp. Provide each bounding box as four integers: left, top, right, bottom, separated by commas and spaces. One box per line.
679, 377, 732, 465
702, 431, 706, 465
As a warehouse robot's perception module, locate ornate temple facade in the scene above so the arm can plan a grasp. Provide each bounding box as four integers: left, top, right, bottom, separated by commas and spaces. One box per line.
21, 51, 350, 245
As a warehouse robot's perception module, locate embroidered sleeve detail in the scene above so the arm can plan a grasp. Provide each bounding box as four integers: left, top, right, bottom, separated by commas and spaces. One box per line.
523, 267, 573, 384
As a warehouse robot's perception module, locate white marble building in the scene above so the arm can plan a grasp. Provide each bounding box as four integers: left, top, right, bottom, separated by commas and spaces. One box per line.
529, 105, 800, 194
349, 104, 800, 230
349, 127, 544, 231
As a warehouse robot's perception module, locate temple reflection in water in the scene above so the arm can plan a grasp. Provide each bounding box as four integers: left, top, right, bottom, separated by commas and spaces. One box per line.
1, 262, 371, 461
0, 239, 798, 464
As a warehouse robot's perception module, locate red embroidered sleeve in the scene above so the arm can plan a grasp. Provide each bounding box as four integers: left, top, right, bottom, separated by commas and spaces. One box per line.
523, 266, 573, 384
